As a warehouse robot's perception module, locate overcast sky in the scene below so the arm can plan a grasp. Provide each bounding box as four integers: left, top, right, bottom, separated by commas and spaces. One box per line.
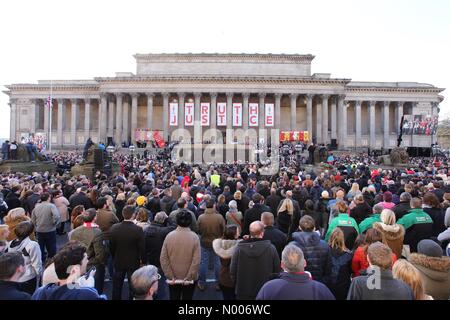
1, 0, 448, 139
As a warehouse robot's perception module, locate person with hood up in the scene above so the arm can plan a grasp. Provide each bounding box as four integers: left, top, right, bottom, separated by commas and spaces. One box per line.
212, 225, 241, 300
290, 215, 331, 283
409, 239, 450, 300
6, 221, 42, 295
373, 209, 405, 259
230, 221, 280, 300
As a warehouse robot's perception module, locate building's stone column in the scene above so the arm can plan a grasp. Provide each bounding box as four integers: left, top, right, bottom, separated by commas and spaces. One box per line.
162, 93, 169, 141
57, 99, 65, 147
84, 98, 91, 140
243, 93, 250, 131
194, 93, 202, 144
316, 97, 322, 144
383, 101, 390, 148
9, 99, 17, 141
28, 99, 37, 134
322, 95, 329, 144
259, 93, 266, 130
146, 93, 153, 130
99, 94, 108, 143
210, 93, 217, 129
44, 99, 50, 137
355, 100, 362, 147
290, 94, 297, 130
226, 93, 234, 144
107, 96, 115, 139
331, 96, 337, 141
306, 94, 313, 141
115, 93, 123, 145
131, 93, 139, 144
337, 95, 346, 148
396, 101, 404, 134
178, 93, 185, 129
71, 99, 78, 146
369, 101, 376, 148
122, 97, 129, 145
275, 93, 282, 131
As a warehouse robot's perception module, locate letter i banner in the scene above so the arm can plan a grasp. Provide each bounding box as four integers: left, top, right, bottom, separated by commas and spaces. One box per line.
153, 131, 165, 148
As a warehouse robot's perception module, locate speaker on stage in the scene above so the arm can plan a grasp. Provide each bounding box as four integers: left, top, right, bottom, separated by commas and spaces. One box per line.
94, 149, 104, 169
330, 139, 337, 150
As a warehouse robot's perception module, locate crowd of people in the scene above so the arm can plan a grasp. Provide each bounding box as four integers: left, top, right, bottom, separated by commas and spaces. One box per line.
0, 144, 449, 301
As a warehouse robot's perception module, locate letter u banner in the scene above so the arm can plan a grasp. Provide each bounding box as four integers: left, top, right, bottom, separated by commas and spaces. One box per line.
184, 102, 194, 126
217, 102, 227, 126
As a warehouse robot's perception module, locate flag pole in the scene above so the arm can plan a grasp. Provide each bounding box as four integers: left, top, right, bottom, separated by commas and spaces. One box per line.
49, 80, 53, 153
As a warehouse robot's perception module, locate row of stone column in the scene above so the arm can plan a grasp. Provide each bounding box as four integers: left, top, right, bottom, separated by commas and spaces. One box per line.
10, 95, 421, 148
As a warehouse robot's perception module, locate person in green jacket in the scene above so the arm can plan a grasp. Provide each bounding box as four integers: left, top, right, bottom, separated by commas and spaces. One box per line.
325, 202, 359, 249
397, 198, 433, 252
359, 203, 384, 234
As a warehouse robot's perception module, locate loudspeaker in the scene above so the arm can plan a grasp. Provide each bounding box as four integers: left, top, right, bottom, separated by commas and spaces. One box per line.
94, 149, 104, 169
330, 139, 337, 150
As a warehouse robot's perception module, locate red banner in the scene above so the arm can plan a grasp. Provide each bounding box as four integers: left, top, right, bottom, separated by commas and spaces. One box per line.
153, 131, 166, 148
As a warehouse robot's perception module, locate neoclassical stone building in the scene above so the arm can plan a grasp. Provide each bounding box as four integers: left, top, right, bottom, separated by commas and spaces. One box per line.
4, 53, 445, 149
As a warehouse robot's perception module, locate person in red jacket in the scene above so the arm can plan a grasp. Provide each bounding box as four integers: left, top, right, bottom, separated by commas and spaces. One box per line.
352, 228, 397, 277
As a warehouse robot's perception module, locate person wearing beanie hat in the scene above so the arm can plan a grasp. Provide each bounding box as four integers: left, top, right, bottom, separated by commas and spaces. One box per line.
225, 200, 243, 228
136, 196, 147, 207
409, 239, 450, 300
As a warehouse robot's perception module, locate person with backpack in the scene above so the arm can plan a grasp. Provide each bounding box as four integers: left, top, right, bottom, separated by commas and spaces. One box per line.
6, 221, 42, 295
326, 228, 352, 300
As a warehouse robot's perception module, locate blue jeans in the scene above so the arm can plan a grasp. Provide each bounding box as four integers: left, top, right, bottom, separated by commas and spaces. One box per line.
198, 245, 220, 286
36, 231, 57, 264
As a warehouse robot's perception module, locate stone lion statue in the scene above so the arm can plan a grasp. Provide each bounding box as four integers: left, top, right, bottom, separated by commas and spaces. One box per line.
390, 147, 409, 164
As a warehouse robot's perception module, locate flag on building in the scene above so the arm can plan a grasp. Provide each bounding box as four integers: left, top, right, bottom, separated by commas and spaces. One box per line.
46, 96, 52, 108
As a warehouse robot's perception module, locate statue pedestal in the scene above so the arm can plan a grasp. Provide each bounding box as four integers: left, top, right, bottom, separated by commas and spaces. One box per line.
0, 160, 56, 174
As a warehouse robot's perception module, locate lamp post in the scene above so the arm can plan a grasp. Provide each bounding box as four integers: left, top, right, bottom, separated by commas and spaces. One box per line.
106, 145, 114, 176
129, 145, 135, 172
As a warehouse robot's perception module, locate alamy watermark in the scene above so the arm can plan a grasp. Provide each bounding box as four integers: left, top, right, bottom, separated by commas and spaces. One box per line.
169, 126, 280, 176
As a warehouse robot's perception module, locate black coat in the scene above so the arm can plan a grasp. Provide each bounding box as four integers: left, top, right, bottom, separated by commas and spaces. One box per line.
350, 202, 372, 225
290, 231, 332, 283
236, 195, 251, 214
0, 281, 31, 300
423, 207, 446, 238
110, 221, 145, 270
144, 221, 176, 270
146, 196, 161, 215
327, 249, 353, 300
393, 202, 411, 221
159, 196, 175, 215
265, 194, 282, 217
69, 192, 93, 210
243, 203, 271, 236
25, 193, 41, 214
262, 226, 287, 258
5, 192, 21, 211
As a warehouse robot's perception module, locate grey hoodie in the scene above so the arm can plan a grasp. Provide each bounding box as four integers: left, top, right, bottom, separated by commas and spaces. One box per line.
437, 208, 450, 243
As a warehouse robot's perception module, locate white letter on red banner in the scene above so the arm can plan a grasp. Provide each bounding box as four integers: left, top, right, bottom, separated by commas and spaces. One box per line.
217, 102, 227, 126
201, 103, 210, 126
248, 103, 259, 127
232, 103, 242, 127
169, 103, 178, 126
185, 102, 194, 126
265, 103, 274, 127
